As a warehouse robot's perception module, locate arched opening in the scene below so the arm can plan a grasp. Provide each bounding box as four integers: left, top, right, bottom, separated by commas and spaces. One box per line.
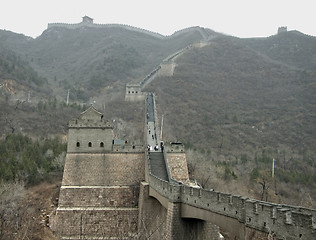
100, 142, 104, 147
88, 142, 92, 147
76, 142, 80, 147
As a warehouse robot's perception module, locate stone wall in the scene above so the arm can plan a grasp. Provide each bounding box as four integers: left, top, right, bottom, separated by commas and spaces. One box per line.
157, 62, 176, 77
146, 185, 220, 240
149, 174, 316, 240
167, 152, 190, 183
47, 22, 164, 39
137, 182, 168, 239
58, 185, 140, 208
125, 84, 146, 102
55, 208, 139, 239
67, 106, 114, 152
54, 151, 145, 239
67, 128, 114, 152
62, 153, 145, 186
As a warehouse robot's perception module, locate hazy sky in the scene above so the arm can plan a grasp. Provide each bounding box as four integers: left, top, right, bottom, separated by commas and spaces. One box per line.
1, 0, 315, 38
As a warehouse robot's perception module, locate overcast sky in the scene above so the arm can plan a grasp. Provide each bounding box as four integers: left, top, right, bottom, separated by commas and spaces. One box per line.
1, 0, 315, 39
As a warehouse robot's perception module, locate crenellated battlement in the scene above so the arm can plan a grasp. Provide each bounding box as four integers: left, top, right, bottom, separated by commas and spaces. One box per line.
148, 173, 316, 239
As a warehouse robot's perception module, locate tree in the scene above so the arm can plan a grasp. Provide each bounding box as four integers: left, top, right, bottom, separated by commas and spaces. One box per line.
251, 168, 272, 201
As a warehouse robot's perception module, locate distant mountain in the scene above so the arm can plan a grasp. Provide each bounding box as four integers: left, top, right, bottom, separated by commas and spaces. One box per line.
146, 34, 316, 157
0, 46, 51, 101
0, 24, 218, 138
0, 25, 315, 208
1, 26, 315, 151
0, 26, 218, 101
242, 30, 316, 71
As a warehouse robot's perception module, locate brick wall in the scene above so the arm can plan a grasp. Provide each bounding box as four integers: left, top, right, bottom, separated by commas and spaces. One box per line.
54, 151, 145, 239
55, 208, 139, 238
62, 153, 145, 186
67, 128, 113, 152
137, 182, 168, 239
58, 185, 139, 207
167, 152, 190, 183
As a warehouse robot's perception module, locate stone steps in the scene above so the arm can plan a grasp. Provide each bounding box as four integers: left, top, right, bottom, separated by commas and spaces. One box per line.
149, 152, 169, 181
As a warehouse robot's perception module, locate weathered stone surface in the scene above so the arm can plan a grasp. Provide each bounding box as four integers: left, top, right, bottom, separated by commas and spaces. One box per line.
167, 152, 190, 183
53, 106, 145, 239
62, 153, 145, 186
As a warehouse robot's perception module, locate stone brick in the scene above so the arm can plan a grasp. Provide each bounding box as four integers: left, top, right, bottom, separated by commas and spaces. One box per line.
167, 152, 190, 183
62, 153, 145, 186
54, 106, 146, 239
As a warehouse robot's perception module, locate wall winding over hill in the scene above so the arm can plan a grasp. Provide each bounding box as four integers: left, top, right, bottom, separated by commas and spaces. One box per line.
47, 22, 164, 38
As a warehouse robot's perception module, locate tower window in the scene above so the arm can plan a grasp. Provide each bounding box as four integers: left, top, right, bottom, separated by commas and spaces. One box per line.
88, 142, 92, 147
100, 142, 104, 147
76, 142, 80, 147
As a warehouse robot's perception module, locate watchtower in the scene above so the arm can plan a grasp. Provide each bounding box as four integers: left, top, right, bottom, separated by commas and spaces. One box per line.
67, 106, 113, 153
82, 15, 93, 24
278, 26, 287, 34
51, 106, 145, 239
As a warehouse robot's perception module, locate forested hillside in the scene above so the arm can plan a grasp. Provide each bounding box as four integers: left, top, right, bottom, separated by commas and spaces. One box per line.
1, 27, 214, 101
146, 34, 316, 207
242, 30, 316, 70
0, 25, 315, 238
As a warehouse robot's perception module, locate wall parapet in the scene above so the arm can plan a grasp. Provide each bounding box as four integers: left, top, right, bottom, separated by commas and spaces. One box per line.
112, 144, 144, 152
148, 172, 316, 239
47, 22, 164, 39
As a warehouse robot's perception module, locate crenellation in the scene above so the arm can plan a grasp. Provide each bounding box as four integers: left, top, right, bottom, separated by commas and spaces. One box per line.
166, 142, 185, 153
148, 169, 316, 239
292, 211, 313, 228
112, 144, 144, 152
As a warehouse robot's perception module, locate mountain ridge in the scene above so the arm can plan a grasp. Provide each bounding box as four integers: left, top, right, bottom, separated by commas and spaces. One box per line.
0, 23, 315, 226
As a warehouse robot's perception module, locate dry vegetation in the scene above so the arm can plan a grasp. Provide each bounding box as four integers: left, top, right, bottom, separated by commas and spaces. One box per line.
0, 180, 61, 240
0, 27, 315, 238
146, 36, 316, 208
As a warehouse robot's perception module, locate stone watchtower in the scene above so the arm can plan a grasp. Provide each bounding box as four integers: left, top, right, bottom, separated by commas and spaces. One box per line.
67, 106, 113, 153
52, 106, 145, 239
82, 15, 93, 24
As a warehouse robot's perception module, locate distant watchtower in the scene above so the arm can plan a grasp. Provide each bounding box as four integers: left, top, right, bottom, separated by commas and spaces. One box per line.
82, 15, 93, 24
278, 26, 287, 34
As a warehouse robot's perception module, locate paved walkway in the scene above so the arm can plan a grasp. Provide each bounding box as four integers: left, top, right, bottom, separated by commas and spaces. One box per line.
146, 121, 159, 151
146, 93, 162, 152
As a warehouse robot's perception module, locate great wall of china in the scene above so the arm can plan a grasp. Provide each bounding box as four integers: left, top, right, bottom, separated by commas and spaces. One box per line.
47, 16, 214, 40
50, 18, 315, 239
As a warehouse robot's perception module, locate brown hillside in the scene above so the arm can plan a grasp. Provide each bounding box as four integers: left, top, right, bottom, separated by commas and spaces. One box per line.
145, 36, 316, 206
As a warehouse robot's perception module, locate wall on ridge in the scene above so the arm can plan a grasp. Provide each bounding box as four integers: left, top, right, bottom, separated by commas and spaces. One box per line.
158, 62, 176, 77
47, 22, 164, 39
